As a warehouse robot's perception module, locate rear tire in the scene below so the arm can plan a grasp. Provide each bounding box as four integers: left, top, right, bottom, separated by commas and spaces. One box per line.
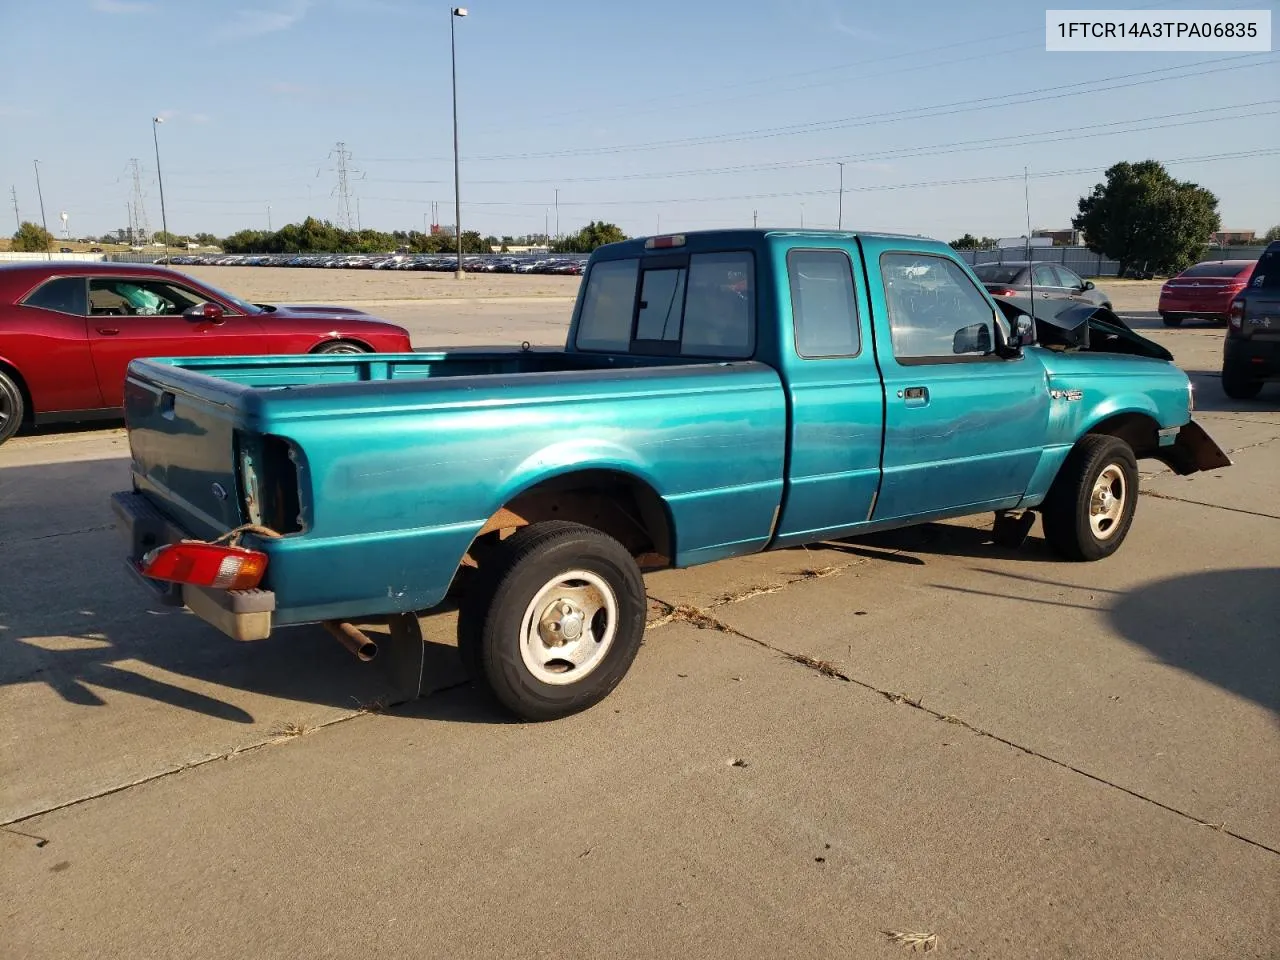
457, 521, 647, 721
0, 369, 25, 446
1040, 435, 1138, 562
1221, 363, 1264, 400
1160, 313, 1183, 327
312, 340, 370, 354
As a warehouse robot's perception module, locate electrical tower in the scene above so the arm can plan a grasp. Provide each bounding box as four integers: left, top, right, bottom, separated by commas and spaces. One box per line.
328, 142, 359, 230
129, 159, 152, 244
9, 186, 18, 231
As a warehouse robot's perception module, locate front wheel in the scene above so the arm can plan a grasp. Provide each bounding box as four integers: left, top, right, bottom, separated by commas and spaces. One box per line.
312, 340, 370, 355
1040, 435, 1138, 561
457, 521, 648, 721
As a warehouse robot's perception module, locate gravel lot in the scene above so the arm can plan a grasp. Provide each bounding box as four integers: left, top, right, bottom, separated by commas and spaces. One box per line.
2, 269, 1276, 959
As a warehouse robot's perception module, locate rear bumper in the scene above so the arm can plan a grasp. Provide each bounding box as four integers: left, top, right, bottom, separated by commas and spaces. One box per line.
111, 491, 276, 641
1224, 336, 1280, 379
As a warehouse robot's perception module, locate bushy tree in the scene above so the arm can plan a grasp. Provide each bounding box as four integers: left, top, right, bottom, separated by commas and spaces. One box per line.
950, 233, 997, 250
1072, 160, 1221, 276
1264, 225, 1280, 243
12, 221, 53, 252
551, 221, 627, 253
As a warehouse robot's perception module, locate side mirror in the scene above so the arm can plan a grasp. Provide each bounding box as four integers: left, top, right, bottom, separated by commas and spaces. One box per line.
184, 301, 225, 322
1083, 280, 1095, 291
953, 322, 992, 355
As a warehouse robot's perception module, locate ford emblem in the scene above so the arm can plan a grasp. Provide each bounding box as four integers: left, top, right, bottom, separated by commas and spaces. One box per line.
211, 482, 228, 501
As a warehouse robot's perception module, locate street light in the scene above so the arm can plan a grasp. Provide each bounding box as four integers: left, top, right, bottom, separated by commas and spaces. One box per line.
151, 116, 170, 257
837, 161, 845, 230
450, 6, 467, 279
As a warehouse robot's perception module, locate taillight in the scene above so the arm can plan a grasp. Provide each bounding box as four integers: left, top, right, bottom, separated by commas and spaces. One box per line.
140, 542, 268, 590
1228, 299, 1245, 331
992, 288, 1019, 297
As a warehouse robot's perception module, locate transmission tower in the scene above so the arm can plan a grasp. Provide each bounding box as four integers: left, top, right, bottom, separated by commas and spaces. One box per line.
129, 159, 151, 244
328, 141, 359, 230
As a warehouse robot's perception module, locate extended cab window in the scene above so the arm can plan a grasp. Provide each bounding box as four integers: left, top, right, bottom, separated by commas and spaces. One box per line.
1250, 247, 1279, 290
788, 249, 860, 358
21, 276, 87, 316
575, 252, 754, 358
881, 253, 995, 362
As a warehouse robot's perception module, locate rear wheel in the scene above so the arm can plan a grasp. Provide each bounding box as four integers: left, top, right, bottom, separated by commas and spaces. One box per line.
1040, 435, 1138, 562
0, 369, 25, 445
312, 340, 370, 355
1160, 312, 1183, 327
1221, 362, 1264, 400
457, 521, 647, 721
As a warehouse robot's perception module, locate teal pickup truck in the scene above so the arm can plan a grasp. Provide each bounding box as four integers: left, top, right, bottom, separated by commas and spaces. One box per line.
113, 229, 1230, 720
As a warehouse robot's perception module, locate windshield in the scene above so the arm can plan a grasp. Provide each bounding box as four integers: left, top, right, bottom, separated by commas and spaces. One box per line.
972, 264, 1023, 283
191, 277, 265, 314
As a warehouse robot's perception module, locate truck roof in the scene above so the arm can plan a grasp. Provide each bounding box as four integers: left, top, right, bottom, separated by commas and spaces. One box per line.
592, 228, 936, 260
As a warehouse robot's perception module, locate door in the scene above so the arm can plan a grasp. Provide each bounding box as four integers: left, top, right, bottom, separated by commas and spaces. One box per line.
864, 244, 1050, 521
87, 276, 265, 407
773, 246, 886, 545
1032, 262, 1068, 300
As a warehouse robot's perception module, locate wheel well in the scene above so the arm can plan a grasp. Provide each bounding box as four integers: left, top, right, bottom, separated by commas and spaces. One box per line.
1086, 412, 1161, 458
0, 359, 33, 425
311, 337, 373, 353
465, 470, 674, 574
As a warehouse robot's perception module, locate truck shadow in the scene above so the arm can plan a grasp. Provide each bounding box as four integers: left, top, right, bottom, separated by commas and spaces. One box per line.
933, 567, 1279, 713
831, 521, 1058, 564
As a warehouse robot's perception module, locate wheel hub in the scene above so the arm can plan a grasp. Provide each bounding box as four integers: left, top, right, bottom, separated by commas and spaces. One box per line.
539, 600, 585, 646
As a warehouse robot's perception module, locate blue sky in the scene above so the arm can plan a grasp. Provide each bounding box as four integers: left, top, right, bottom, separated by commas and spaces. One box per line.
1, 0, 1276, 241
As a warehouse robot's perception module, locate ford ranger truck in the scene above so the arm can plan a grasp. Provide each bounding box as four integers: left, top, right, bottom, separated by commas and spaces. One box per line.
112, 230, 1231, 721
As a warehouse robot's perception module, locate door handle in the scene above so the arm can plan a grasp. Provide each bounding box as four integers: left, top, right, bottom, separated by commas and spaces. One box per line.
95, 327, 120, 335
899, 385, 929, 407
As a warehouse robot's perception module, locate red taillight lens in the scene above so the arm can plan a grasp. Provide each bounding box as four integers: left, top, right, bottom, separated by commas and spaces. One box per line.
141, 542, 268, 590
1228, 299, 1245, 331
993, 288, 1018, 297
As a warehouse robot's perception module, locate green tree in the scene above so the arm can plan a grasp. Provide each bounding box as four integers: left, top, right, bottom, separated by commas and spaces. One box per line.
12, 221, 53, 252
1264, 225, 1280, 243
951, 233, 981, 249
194, 232, 220, 246
1072, 160, 1221, 277
551, 220, 627, 253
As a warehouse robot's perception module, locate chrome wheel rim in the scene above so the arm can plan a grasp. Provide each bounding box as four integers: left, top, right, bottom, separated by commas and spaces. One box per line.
519, 570, 618, 686
1089, 464, 1127, 540
324, 343, 365, 354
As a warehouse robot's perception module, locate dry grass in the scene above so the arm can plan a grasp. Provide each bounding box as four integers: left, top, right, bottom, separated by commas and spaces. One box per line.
883, 930, 938, 952
271, 721, 312, 739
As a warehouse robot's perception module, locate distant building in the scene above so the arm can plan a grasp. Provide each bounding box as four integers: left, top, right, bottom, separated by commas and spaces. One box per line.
1032, 228, 1085, 246
1209, 230, 1256, 245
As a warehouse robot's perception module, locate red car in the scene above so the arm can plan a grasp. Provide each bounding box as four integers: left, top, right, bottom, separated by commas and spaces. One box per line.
1158, 259, 1257, 327
0, 262, 413, 444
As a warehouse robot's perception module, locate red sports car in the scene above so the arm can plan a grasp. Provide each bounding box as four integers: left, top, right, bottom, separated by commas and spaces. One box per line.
0, 262, 413, 444
1158, 259, 1257, 327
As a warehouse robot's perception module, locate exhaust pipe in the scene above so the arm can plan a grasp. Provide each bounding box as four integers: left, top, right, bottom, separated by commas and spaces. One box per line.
323, 620, 378, 662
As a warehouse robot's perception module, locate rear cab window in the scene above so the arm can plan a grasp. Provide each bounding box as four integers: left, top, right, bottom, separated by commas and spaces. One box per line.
1247, 247, 1278, 290
575, 251, 755, 359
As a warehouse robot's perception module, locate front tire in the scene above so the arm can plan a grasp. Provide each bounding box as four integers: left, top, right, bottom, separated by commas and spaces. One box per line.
313, 340, 370, 355
457, 521, 647, 721
1221, 363, 1264, 400
0, 369, 25, 445
1040, 435, 1138, 561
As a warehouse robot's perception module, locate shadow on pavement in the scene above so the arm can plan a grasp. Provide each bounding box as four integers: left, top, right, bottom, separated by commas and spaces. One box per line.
834, 521, 1058, 564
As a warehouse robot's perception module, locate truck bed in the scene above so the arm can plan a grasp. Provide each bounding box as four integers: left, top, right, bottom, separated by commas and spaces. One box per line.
123, 348, 787, 624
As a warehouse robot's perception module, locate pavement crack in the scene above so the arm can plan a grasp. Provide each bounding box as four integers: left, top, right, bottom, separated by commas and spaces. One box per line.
646, 594, 1280, 859
1140, 489, 1280, 521
0, 523, 115, 547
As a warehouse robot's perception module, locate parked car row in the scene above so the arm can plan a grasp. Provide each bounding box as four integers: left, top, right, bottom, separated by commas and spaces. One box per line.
158, 253, 589, 274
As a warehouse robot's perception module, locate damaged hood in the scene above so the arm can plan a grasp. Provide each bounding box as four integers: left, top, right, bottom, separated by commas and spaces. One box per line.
993, 295, 1173, 362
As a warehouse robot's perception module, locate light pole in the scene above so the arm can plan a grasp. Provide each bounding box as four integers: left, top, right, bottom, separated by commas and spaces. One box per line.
837, 162, 845, 230
450, 6, 468, 279
33, 160, 50, 258
151, 117, 170, 256
267, 204, 272, 232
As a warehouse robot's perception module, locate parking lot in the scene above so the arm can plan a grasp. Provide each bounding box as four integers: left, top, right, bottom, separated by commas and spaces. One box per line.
1, 273, 1277, 958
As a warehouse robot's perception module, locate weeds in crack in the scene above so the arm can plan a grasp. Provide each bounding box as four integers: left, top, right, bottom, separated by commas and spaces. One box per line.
883, 930, 937, 952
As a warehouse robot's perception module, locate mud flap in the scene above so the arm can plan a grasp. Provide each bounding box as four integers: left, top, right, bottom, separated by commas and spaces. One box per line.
375, 613, 428, 704
1155, 420, 1233, 476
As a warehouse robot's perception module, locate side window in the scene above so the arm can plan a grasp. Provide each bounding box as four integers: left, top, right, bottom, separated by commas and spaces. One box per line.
21, 277, 87, 316
680, 252, 754, 358
881, 253, 995, 362
88, 278, 204, 317
1033, 264, 1059, 287
575, 258, 638, 352
788, 249, 860, 358
1054, 265, 1083, 289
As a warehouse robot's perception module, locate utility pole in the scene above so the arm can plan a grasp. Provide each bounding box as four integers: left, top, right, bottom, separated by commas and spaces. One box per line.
837, 162, 845, 230
151, 117, 169, 253
656, 213, 660, 235
753, 209, 758, 228
33, 160, 50, 258
800, 203, 805, 229
267, 204, 272, 232
555, 188, 559, 240
9, 185, 18, 232
356, 197, 362, 231
450, 6, 468, 279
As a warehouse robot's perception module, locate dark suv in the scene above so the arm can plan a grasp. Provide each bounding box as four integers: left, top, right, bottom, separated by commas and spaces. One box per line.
1222, 241, 1280, 399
